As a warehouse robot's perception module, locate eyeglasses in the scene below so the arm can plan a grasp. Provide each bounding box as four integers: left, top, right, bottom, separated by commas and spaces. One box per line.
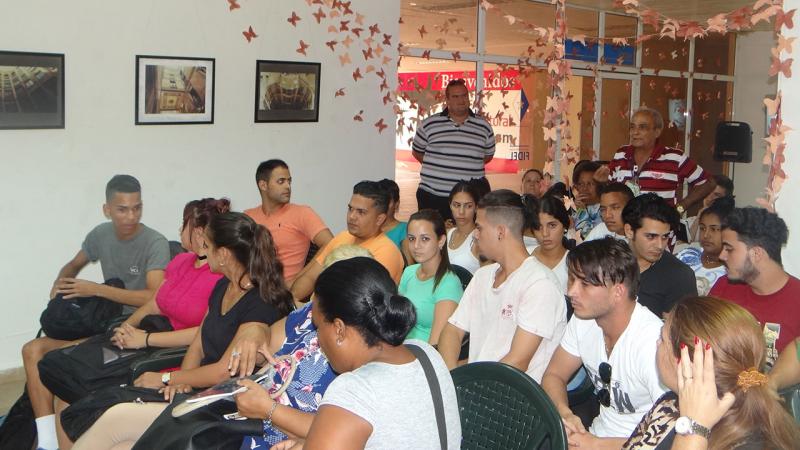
597, 362, 612, 407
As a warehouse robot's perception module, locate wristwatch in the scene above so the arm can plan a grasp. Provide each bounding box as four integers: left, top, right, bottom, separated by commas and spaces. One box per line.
161, 372, 172, 386
676, 204, 686, 216
675, 416, 710, 439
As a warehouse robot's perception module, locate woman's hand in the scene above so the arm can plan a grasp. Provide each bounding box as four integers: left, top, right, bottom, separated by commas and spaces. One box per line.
228, 324, 270, 377
159, 383, 192, 402
676, 339, 736, 430
134, 371, 165, 389
235, 378, 273, 420
110, 323, 148, 349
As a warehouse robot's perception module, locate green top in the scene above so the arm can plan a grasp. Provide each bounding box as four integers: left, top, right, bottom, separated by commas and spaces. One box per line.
399, 264, 464, 341
385, 221, 408, 250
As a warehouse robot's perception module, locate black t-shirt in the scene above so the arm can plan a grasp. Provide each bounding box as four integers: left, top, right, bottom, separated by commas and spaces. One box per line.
638, 251, 697, 318
200, 278, 282, 365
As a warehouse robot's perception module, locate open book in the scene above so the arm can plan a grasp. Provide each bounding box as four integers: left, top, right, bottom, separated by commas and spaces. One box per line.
172, 354, 297, 418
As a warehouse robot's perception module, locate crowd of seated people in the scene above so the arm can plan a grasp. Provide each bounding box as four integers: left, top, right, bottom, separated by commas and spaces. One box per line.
10, 140, 800, 450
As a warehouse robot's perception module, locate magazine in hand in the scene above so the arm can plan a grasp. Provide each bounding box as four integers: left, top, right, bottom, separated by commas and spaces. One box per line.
172, 354, 296, 418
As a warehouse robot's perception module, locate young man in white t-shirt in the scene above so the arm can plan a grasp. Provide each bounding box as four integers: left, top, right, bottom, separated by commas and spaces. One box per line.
438, 189, 567, 382
542, 237, 666, 449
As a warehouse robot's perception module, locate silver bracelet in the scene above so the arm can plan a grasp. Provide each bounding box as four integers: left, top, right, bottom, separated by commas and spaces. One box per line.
265, 401, 279, 428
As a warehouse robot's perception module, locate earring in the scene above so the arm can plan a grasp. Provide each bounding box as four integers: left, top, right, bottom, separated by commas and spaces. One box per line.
336, 338, 342, 346
219, 261, 225, 267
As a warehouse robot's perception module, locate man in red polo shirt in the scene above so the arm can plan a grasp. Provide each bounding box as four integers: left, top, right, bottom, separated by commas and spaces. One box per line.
594, 107, 715, 216
710, 207, 800, 369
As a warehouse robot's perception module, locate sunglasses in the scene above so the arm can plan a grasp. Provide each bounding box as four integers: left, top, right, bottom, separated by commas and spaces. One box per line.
597, 362, 612, 407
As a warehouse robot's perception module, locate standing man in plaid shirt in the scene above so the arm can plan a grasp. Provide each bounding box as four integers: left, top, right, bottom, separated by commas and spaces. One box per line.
594, 107, 716, 217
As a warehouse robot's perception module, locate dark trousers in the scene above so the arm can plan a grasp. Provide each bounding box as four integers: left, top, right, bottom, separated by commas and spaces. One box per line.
416, 187, 453, 221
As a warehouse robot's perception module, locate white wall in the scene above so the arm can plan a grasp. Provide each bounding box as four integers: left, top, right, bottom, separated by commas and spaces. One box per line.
778, 0, 800, 275
731, 30, 777, 207
0, 0, 399, 370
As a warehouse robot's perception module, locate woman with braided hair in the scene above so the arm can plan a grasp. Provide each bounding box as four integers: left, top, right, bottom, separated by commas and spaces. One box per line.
623, 296, 800, 450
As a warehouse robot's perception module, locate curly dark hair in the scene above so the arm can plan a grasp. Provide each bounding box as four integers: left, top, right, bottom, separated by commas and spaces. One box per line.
722, 207, 788, 264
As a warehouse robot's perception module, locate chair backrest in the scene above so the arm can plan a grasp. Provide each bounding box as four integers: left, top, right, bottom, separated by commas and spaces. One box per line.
450, 264, 473, 290
779, 383, 800, 423
451, 362, 567, 450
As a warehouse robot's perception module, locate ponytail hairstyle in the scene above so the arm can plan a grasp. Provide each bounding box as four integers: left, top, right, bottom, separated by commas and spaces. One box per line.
669, 297, 800, 450
206, 212, 294, 316
521, 194, 541, 234
314, 257, 416, 347
408, 209, 452, 290
182, 198, 231, 230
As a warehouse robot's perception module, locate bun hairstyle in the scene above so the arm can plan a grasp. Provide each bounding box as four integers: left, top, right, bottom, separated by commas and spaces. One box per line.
314, 257, 416, 347
207, 212, 294, 316
182, 198, 231, 230
669, 297, 800, 450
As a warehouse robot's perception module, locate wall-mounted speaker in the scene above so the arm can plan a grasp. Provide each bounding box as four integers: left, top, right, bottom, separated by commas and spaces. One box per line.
713, 121, 752, 163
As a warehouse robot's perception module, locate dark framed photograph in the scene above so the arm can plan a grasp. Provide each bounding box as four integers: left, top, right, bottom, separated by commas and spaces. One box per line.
255, 60, 321, 123
0, 51, 65, 130
135, 55, 214, 125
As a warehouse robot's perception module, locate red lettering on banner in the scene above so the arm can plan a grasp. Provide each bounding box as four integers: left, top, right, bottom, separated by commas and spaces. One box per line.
397, 70, 521, 92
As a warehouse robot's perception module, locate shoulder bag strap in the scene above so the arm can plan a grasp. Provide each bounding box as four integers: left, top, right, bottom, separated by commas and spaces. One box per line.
405, 343, 447, 450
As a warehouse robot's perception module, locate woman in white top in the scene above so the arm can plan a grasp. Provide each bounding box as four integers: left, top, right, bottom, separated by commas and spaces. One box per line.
446, 180, 483, 274
531, 195, 570, 292
675, 196, 733, 295
276, 257, 462, 450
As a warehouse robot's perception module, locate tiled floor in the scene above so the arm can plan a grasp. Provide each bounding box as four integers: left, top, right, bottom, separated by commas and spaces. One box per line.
0, 375, 25, 416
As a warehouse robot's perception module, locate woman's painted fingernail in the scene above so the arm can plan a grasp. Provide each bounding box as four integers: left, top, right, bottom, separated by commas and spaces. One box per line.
680, 342, 686, 349
705, 342, 711, 350
694, 336, 699, 345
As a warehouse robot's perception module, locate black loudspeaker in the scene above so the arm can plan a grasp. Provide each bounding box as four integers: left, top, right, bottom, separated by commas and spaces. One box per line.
713, 121, 752, 163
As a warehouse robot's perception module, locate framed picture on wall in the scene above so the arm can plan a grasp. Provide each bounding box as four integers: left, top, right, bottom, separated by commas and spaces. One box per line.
0, 50, 65, 130
135, 55, 215, 125
255, 60, 321, 123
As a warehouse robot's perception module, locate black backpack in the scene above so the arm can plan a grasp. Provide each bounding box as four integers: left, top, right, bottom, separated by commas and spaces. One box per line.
39, 279, 125, 341
0, 389, 36, 450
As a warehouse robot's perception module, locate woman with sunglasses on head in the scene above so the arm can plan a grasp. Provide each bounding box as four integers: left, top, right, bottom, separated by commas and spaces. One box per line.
445, 180, 483, 274
623, 296, 800, 450
275, 257, 461, 450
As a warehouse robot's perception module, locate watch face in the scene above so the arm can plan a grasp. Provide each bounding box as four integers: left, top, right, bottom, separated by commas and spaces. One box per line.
675, 416, 692, 434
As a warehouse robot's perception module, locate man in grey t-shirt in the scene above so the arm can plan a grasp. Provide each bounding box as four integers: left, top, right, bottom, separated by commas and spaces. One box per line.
23, 175, 169, 450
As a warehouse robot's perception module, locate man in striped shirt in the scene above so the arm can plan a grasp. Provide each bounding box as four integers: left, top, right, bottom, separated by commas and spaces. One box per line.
594, 107, 716, 216
412, 79, 496, 220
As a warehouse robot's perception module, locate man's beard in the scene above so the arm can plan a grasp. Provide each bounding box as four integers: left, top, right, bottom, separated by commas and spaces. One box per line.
729, 255, 760, 285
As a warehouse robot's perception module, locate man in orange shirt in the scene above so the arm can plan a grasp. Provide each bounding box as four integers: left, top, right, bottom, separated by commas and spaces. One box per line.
290, 180, 404, 304
244, 160, 333, 283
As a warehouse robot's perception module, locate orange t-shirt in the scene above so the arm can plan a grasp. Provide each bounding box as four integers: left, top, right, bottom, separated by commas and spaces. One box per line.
314, 230, 404, 283
244, 204, 328, 283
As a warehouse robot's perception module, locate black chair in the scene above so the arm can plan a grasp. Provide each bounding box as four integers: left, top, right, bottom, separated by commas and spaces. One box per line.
450, 265, 472, 361
451, 362, 568, 450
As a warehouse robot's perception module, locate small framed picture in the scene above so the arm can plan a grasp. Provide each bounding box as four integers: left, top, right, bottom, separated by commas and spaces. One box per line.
135, 55, 214, 125
0, 50, 65, 130
255, 60, 321, 123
